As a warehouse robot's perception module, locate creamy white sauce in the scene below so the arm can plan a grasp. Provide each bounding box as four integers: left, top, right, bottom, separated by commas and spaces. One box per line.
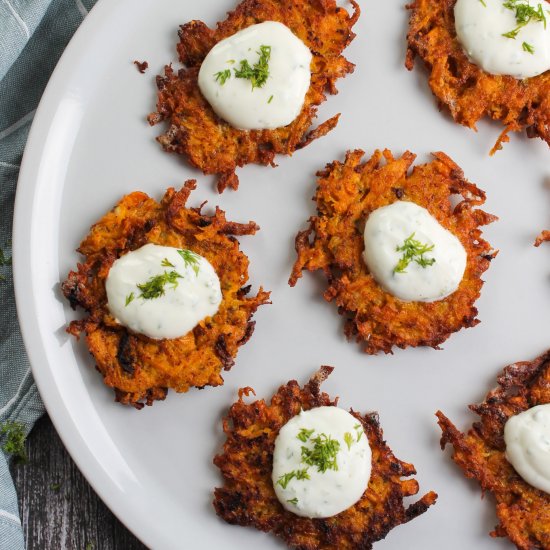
106, 243, 222, 340
198, 21, 312, 130
272, 407, 371, 518
363, 201, 467, 302
455, 0, 550, 79
504, 404, 550, 494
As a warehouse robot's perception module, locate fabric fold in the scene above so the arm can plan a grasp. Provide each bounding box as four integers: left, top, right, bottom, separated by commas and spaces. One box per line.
0, 0, 55, 81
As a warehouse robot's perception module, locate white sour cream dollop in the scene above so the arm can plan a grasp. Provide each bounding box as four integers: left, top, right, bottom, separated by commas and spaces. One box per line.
272, 407, 371, 518
363, 201, 467, 302
504, 404, 550, 494
198, 21, 312, 129
455, 0, 550, 79
106, 243, 222, 340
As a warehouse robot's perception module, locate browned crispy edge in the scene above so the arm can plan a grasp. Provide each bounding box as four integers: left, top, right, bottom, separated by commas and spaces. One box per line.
214, 367, 437, 549
62, 181, 270, 408
534, 229, 550, 247
406, 0, 550, 153
437, 351, 550, 549
148, 0, 360, 191
290, 149, 496, 354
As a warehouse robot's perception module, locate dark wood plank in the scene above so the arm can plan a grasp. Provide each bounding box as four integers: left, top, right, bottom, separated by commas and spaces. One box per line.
10, 415, 147, 550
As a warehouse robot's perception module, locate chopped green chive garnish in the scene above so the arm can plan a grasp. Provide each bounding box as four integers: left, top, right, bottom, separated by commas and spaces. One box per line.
234, 45, 271, 90
394, 233, 435, 274
344, 432, 354, 450
214, 69, 231, 85
301, 433, 341, 473
178, 249, 201, 276
277, 468, 310, 489
125, 292, 135, 306
137, 270, 183, 300
297, 428, 315, 442
502, 0, 546, 45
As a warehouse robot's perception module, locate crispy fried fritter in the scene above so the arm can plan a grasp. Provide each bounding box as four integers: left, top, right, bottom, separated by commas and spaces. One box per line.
437, 351, 550, 550
214, 367, 437, 549
289, 149, 496, 354
406, 0, 550, 153
61, 181, 270, 409
147, 0, 360, 192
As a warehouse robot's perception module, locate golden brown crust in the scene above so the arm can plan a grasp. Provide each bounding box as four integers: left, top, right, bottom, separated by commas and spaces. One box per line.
289, 149, 496, 354
534, 229, 550, 247
214, 367, 437, 549
406, 0, 550, 153
437, 351, 550, 550
61, 182, 270, 409
148, 0, 360, 192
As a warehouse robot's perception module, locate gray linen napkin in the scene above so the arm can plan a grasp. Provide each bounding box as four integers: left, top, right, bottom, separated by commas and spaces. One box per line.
0, 1, 96, 547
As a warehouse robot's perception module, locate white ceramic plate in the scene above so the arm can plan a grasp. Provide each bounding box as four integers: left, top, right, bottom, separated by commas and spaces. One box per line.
13, 0, 550, 548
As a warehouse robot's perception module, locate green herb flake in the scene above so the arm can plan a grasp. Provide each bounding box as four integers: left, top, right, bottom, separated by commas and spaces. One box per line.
502, 28, 521, 38
277, 471, 296, 489
394, 232, 436, 274
479, 0, 487, 5
214, 69, 231, 85
354, 423, 364, 442
523, 40, 535, 53
234, 45, 271, 90
287, 497, 299, 505
50, 482, 62, 492
297, 428, 315, 442
277, 468, 310, 489
161, 257, 175, 267
502, 0, 547, 42
125, 292, 135, 307
268, 94, 274, 104
301, 433, 340, 473
295, 468, 310, 481
136, 270, 183, 300
177, 249, 201, 276
0, 421, 27, 464
344, 432, 354, 450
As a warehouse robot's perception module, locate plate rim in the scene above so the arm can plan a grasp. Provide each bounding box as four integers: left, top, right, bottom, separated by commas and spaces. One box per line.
12, 1, 546, 548
12, 0, 163, 547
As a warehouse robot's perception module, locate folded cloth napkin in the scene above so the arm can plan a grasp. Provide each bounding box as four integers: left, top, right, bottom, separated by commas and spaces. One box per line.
0, 1, 96, 547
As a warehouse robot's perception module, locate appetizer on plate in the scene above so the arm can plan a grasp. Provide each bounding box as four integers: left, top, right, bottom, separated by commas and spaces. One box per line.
437, 350, 550, 550
148, 0, 360, 192
406, 0, 550, 153
214, 366, 437, 549
290, 149, 496, 354
62, 181, 270, 409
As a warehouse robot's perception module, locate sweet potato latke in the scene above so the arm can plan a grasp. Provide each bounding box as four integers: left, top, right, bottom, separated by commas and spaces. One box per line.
147, 0, 360, 192
289, 149, 496, 354
406, 0, 550, 153
214, 366, 437, 549
61, 182, 270, 409
437, 351, 550, 549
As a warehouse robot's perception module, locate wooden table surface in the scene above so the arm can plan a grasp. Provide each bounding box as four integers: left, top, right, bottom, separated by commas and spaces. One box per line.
11, 415, 147, 550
